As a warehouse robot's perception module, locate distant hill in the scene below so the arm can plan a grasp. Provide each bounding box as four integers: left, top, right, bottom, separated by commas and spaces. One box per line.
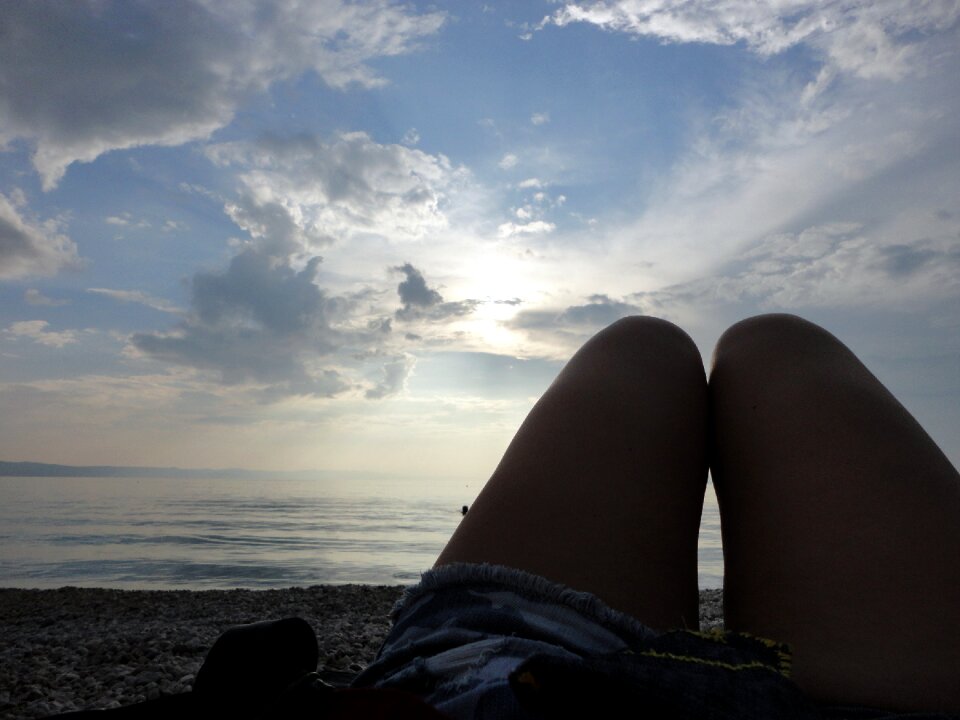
0, 460, 268, 479
0, 460, 400, 482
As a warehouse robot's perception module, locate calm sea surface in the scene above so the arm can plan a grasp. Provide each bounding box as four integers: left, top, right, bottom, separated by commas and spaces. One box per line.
0, 476, 723, 589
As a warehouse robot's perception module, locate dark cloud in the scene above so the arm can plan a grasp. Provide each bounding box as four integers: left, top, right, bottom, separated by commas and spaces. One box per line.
877, 243, 939, 277
132, 249, 352, 396
396, 263, 443, 309
191, 254, 330, 338
0, 193, 80, 279
367, 318, 392, 335
510, 294, 641, 334
394, 263, 478, 321
0, 1, 445, 188
557, 294, 642, 326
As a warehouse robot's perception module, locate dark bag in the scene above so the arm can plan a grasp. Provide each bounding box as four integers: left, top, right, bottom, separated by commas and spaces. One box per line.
47, 617, 446, 719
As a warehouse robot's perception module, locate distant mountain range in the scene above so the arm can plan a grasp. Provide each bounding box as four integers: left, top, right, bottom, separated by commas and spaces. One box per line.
0, 460, 370, 480
0, 460, 279, 479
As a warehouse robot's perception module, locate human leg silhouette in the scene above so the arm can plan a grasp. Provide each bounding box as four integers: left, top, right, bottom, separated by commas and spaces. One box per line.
710, 314, 960, 711
436, 316, 708, 630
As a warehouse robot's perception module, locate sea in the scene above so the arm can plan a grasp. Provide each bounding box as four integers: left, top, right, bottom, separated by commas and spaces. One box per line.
0, 476, 723, 590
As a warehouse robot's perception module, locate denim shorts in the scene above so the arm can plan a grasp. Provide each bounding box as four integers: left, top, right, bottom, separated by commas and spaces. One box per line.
353, 563, 822, 719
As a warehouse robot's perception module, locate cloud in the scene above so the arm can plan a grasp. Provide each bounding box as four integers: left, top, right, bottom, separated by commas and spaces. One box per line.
498, 153, 519, 170
0, 192, 81, 280
394, 263, 478, 321
497, 220, 556, 238
512, 294, 640, 332
87, 288, 182, 314
877, 244, 940, 278
587, 30, 960, 294
162, 220, 187, 233
618, 220, 960, 326
104, 213, 152, 230
131, 250, 360, 396
128, 250, 459, 400
4, 320, 79, 348
0, 1, 445, 189
713, 223, 960, 309
24, 289, 69, 307
557, 294, 642, 326
531, 112, 550, 125
507, 294, 642, 354
208, 132, 462, 253
395, 263, 443, 308
543, 1, 959, 80
365, 355, 415, 399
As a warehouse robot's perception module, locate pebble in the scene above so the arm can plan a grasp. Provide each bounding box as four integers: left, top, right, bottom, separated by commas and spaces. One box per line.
0, 586, 723, 719
0, 586, 402, 720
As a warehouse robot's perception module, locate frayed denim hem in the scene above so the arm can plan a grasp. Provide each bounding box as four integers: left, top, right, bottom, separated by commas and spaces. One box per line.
395, 562, 656, 643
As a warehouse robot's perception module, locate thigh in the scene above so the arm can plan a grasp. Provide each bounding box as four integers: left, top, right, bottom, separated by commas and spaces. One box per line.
710, 314, 960, 712
436, 316, 709, 631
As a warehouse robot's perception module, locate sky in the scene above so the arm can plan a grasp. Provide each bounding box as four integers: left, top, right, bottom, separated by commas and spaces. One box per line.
1, 0, 958, 481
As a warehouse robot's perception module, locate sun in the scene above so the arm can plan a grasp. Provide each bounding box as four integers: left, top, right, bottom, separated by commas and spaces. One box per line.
450, 248, 538, 354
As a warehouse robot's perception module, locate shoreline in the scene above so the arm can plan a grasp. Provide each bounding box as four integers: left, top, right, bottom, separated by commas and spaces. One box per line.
0, 585, 723, 719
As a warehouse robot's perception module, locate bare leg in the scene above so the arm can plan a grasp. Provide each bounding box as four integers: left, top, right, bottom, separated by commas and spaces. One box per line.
710, 314, 960, 711
436, 316, 708, 630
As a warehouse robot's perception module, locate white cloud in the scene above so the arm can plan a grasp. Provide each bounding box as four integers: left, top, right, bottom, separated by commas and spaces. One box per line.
104, 213, 151, 229
0, 193, 81, 280
162, 220, 187, 233
208, 132, 463, 253
24, 289, 69, 307
497, 220, 556, 237
4, 320, 79, 348
530, 112, 550, 125
498, 153, 519, 170
87, 288, 182, 314
365, 355, 416, 399
715, 223, 960, 309
402, 128, 421, 146
0, 1, 445, 189
614, 213, 960, 338
518, 178, 543, 189
828, 130, 923, 181
590, 35, 960, 292
544, 1, 960, 80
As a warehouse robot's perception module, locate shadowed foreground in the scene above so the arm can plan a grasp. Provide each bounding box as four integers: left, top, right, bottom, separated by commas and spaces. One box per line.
0, 586, 723, 719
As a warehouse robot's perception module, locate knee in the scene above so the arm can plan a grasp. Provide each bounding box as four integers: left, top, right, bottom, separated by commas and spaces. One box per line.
585, 315, 704, 376
711, 313, 838, 377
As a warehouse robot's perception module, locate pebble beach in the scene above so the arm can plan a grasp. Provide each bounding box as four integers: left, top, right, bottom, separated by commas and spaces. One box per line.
0, 586, 724, 719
